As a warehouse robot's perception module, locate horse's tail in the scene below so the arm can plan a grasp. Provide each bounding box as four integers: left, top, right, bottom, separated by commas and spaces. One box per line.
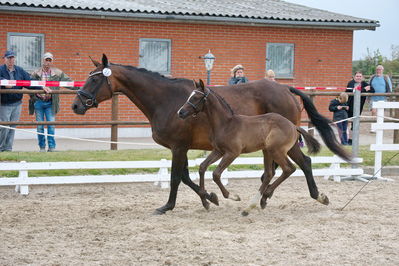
289, 87, 351, 161
297, 127, 321, 155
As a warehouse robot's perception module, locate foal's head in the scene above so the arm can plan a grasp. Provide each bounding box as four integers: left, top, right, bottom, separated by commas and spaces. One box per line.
178, 79, 209, 119
72, 54, 117, 115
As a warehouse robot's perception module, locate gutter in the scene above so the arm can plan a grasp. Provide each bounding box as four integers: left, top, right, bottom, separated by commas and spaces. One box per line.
0, 5, 379, 30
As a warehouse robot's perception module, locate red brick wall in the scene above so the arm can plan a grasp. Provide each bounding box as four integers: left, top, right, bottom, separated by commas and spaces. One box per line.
0, 13, 353, 126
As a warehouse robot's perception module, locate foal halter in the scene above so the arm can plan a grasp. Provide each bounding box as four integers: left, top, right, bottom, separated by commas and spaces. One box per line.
77, 68, 113, 108
186, 89, 210, 116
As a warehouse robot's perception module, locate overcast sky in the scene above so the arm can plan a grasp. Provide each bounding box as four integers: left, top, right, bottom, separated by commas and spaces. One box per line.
284, 0, 399, 60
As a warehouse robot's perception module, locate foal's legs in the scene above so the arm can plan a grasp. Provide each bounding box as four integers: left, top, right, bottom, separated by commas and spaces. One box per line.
288, 144, 329, 205
212, 153, 241, 201
260, 150, 276, 209
242, 153, 295, 216
198, 150, 223, 210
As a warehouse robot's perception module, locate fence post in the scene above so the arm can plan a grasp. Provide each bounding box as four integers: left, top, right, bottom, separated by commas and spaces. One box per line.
394, 86, 399, 144
308, 89, 315, 136
351, 88, 361, 161
111, 94, 119, 150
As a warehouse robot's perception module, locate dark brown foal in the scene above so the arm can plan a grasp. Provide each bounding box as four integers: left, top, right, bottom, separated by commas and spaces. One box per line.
178, 80, 323, 215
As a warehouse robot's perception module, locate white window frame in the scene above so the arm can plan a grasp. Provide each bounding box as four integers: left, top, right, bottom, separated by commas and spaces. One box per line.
266, 43, 295, 79
7, 32, 45, 73
139, 38, 171, 75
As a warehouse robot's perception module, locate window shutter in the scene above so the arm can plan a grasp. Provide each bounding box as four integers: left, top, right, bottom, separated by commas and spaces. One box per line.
266, 43, 294, 78
8, 33, 44, 73
139, 39, 171, 75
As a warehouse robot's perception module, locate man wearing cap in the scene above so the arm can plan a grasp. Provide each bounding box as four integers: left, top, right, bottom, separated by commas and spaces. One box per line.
30, 52, 75, 152
228, 64, 249, 85
0, 50, 41, 152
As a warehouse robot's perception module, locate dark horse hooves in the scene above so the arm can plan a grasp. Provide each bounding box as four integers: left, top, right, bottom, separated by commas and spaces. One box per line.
317, 193, 330, 205
241, 210, 249, 216
209, 192, 219, 206
153, 203, 174, 215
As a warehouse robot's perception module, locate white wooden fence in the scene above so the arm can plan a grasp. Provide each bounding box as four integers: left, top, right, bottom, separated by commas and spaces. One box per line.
0, 156, 363, 195
370, 101, 399, 179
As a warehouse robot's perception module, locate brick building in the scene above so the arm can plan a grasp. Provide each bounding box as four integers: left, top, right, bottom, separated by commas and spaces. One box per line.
0, 0, 378, 138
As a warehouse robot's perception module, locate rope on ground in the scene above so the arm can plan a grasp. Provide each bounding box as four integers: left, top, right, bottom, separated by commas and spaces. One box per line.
340, 152, 399, 211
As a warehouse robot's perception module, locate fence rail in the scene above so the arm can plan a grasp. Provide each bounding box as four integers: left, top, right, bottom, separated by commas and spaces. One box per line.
0, 156, 364, 195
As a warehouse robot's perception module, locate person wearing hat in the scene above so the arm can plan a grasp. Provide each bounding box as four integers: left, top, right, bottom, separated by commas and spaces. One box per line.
0, 50, 41, 152
228, 64, 249, 85
30, 52, 75, 152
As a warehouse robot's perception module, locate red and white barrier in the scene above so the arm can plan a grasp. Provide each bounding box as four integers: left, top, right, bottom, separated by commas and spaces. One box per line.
0, 80, 85, 87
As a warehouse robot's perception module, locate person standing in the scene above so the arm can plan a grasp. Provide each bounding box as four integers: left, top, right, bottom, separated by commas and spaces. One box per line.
30, 52, 74, 152
228, 65, 249, 85
369, 65, 392, 116
329, 92, 350, 145
0, 50, 42, 152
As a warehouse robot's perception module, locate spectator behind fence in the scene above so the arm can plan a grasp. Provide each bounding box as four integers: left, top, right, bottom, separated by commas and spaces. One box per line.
329, 92, 349, 145
265, 69, 276, 81
0, 50, 42, 152
30, 52, 76, 152
370, 65, 392, 116
228, 64, 249, 85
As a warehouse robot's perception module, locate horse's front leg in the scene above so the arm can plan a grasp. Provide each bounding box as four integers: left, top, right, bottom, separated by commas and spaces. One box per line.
212, 154, 241, 201
154, 148, 186, 215
198, 150, 222, 210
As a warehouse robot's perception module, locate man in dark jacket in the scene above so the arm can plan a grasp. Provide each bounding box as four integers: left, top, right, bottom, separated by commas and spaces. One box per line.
0, 50, 41, 151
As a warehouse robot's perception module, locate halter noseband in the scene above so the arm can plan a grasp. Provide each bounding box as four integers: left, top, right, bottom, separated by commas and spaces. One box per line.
186, 89, 210, 116
77, 68, 112, 108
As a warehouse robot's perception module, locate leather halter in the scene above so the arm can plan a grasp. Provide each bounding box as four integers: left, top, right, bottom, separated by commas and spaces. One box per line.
186, 89, 210, 116
77, 69, 112, 108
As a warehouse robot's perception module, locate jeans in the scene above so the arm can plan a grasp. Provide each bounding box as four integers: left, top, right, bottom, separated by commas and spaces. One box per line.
336, 121, 348, 145
34, 100, 56, 149
0, 101, 22, 151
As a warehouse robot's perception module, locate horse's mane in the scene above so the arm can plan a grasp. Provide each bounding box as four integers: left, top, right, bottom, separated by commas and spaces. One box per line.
209, 88, 235, 115
112, 63, 192, 84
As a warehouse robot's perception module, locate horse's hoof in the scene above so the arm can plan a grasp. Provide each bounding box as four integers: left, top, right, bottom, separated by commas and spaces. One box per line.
317, 193, 329, 205
202, 199, 210, 210
209, 192, 219, 206
231, 194, 241, 201
153, 208, 166, 215
241, 210, 249, 216
260, 198, 267, 209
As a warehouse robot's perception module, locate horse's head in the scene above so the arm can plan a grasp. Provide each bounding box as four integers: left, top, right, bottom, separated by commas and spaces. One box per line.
72, 54, 116, 115
178, 79, 209, 119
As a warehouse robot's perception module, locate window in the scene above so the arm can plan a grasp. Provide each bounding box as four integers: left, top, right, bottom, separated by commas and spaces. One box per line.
139, 38, 171, 75
266, 43, 294, 78
7, 33, 44, 72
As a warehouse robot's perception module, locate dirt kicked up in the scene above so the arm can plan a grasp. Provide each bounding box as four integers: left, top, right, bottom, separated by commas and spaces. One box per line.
1, 176, 398, 265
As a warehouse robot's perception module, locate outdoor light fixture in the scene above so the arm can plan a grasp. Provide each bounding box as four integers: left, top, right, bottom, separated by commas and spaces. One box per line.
203, 50, 215, 85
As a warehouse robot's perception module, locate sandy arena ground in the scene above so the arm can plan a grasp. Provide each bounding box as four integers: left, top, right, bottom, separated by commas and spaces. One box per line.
0, 176, 398, 265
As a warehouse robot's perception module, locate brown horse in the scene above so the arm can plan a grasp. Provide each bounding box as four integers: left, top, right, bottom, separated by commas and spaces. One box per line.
178, 80, 323, 214
72, 54, 349, 214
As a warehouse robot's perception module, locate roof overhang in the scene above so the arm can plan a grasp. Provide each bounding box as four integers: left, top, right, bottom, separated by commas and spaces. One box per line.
0, 5, 379, 30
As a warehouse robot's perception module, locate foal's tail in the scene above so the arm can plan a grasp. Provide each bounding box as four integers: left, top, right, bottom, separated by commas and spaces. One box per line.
297, 127, 321, 155
289, 87, 351, 161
